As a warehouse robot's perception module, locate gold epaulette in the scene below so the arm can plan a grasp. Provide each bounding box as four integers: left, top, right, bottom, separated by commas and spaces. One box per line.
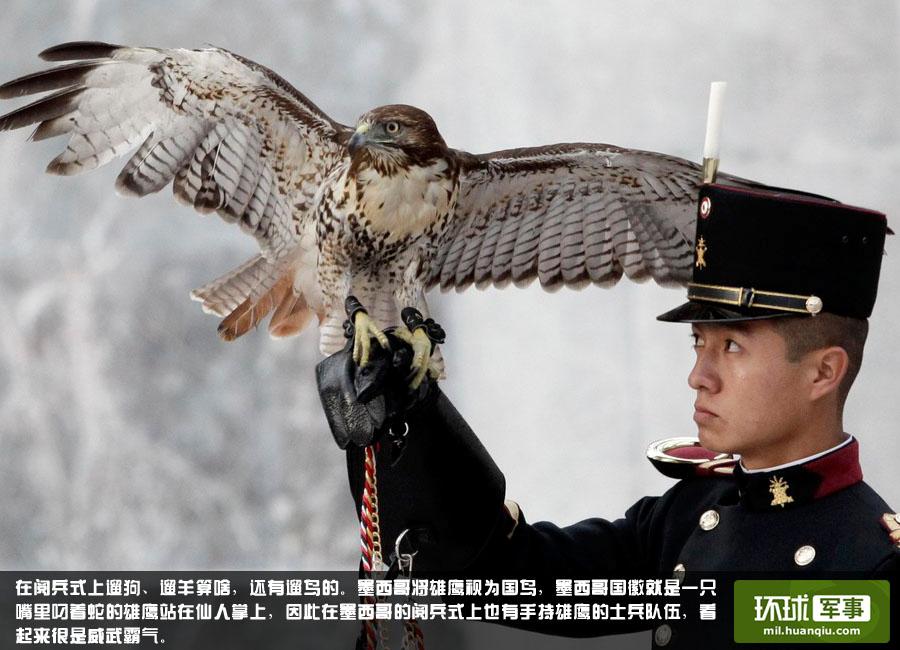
646, 437, 736, 479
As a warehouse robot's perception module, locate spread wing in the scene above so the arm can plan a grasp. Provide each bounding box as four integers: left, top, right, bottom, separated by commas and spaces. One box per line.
0, 41, 352, 259
430, 143, 753, 292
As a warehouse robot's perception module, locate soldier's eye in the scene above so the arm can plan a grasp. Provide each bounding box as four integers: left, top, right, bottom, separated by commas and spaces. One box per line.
690, 333, 704, 348
385, 121, 400, 134
725, 339, 741, 352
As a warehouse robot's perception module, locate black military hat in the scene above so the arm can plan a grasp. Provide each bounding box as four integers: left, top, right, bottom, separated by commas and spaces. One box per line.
657, 184, 888, 322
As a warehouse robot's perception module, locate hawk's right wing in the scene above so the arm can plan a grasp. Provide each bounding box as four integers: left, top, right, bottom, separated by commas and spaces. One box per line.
0, 41, 353, 260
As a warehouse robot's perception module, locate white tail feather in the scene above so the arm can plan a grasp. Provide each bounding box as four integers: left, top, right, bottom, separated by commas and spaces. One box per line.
190, 255, 274, 316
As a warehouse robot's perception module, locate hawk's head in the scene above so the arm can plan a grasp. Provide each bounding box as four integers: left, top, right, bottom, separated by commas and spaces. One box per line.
349, 105, 449, 170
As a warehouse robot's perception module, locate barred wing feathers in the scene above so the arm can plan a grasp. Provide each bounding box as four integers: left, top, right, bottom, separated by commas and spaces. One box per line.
0, 41, 352, 262
432, 144, 745, 293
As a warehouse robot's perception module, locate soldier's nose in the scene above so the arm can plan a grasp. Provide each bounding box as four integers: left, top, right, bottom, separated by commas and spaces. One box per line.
688, 355, 720, 393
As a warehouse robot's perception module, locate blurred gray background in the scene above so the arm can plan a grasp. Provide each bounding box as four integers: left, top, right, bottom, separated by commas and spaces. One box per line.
0, 0, 897, 600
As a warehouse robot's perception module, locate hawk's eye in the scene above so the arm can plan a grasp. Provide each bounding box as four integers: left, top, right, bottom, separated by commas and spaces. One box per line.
385, 121, 401, 134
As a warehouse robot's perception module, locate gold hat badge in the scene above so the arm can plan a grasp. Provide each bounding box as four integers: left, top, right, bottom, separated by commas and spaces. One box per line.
695, 237, 708, 269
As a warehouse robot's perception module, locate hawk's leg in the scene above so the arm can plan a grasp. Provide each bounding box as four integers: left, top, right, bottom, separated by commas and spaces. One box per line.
345, 296, 389, 367
394, 307, 446, 389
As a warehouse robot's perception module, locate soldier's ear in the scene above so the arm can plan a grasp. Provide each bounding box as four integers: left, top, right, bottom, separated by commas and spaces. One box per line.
808, 346, 849, 403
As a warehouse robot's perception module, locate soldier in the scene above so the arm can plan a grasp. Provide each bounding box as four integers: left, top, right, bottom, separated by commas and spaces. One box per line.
317, 183, 898, 647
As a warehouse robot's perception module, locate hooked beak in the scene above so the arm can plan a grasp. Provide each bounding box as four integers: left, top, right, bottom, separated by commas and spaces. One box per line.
348, 123, 370, 155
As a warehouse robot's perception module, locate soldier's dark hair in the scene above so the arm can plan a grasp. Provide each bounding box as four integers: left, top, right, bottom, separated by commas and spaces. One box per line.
771, 314, 869, 409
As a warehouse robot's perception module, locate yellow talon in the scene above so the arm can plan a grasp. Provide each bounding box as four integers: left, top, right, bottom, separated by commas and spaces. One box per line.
392, 326, 413, 345
395, 326, 433, 389
427, 360, 442, 379
352, 311, 389, 367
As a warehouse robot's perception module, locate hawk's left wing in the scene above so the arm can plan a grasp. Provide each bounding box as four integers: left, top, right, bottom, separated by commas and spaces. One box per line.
430, 143, 754, 292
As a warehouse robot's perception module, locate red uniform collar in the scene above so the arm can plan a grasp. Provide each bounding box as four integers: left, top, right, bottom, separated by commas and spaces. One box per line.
734, 439, 863, 511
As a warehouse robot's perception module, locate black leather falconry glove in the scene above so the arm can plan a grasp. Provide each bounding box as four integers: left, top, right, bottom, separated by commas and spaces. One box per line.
315, 311, 506, 574
316, 326, 429, 451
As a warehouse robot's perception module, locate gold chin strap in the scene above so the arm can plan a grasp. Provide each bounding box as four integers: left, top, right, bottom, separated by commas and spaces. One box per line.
687, 282, 824, 315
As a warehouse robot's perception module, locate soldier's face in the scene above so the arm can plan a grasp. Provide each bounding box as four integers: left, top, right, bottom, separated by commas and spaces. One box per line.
687, 320, 812, 468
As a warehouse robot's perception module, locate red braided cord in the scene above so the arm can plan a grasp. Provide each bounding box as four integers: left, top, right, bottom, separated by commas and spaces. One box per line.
359, 444, 425, 649
362, 603, 378, 650
359, 445, 380, 649
402, 619, 426, 650
359, 446, 377, 572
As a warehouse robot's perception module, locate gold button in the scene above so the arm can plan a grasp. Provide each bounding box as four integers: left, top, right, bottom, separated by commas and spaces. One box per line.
654, 624, 673, 646
699, 509, 720, 531
673, 563, 686, 582
794, 545, 816, 566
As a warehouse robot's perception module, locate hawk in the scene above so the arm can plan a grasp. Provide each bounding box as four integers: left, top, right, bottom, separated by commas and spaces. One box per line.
0, 41, 754, 385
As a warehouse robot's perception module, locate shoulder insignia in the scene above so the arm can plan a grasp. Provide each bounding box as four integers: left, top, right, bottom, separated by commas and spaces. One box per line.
880, 513, 900, 548
646, 437, 736, 479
